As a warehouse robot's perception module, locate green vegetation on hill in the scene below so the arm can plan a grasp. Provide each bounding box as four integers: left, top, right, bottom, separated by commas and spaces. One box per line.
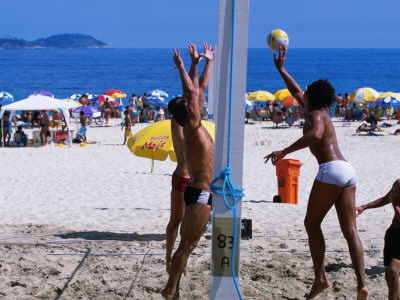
0, 34, 111, 49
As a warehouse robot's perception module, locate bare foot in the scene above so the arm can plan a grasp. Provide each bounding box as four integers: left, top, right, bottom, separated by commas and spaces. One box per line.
357, 286, 368, 300
306, 279, 331, 299
161, 288, 178, 300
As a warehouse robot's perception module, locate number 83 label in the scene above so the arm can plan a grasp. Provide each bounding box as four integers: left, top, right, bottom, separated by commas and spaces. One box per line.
211, 217, 240, 277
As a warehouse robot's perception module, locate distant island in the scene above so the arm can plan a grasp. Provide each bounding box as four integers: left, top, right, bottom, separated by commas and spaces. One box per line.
0, 34, 112, 50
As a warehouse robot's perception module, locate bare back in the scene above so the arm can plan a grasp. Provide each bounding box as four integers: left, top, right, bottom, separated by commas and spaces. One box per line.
304, 110, 345, 165
390, 183, 400, 228
171, 118, 189, 177
184, 123, 214, 192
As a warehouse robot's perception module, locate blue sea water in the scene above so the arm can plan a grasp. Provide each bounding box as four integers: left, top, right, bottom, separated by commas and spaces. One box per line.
0, 48, 399, 103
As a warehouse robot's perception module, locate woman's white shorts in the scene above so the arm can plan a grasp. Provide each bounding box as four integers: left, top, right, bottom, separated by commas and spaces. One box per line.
315, 160, 357, 187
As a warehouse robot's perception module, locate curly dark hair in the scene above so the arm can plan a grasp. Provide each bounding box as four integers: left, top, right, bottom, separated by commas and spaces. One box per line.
305, 79, 336, 110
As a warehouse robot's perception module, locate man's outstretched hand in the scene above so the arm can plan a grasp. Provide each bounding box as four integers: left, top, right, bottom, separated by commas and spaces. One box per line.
200, 42, 216, 62
273, 46, 287, 72
187, 43, 202, 64
173, 48, 184, 69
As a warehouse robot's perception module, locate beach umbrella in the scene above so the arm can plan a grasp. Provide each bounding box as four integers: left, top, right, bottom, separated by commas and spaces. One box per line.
376, 92, 400, 107
104, 89, 126, 99
70, 94, 81, 101
147, 89, 169, 98
274, 89, 291, 101
127, 120, 215, 170
95, 95, 120, 106
245, 99, 254, 109
63, 99, 82, 108
169, 94, 182, 100
281, 95, 299, 107
144, 96, 168, 108
350, 87, 380, 103
37, 91, 54, 97
247, 90, 274, 101
72, 105, 101, 118
0, 91, 14, 105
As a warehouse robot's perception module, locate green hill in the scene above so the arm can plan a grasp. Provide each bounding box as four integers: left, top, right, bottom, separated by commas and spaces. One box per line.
0, 34, 111, 49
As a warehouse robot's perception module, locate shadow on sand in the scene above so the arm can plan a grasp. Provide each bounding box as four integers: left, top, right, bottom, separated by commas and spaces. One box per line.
55, 231, 166, 242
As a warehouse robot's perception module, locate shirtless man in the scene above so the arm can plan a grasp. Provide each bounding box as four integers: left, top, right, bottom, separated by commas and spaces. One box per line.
356, 179, 400, 300
121, 109, 131, 145
166, 43, 214, 277
161, 43, 215, 300
264, 47, 368, 300
103, 98, 113, 124
39, 110, 50, 146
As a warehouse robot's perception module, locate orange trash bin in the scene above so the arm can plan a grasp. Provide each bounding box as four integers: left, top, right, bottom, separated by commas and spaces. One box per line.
275, 159, 303, 204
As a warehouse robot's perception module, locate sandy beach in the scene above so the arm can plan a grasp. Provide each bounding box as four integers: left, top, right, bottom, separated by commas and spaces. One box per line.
0, 118, 399, 299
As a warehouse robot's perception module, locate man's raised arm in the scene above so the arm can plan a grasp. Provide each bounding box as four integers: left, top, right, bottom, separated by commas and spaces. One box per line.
274, 46, 305, 110
173, 48, 200, 125
198, 42, 216, 111
187, 44, 200, 91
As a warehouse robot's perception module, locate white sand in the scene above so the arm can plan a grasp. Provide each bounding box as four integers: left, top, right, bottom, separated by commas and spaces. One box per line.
0, 118, 399, 299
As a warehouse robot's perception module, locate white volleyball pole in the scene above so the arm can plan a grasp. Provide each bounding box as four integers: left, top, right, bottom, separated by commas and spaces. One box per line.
210, 0, 249, 299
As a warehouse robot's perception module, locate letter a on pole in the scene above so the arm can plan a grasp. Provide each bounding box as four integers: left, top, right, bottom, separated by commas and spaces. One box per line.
210, 0, 249, 299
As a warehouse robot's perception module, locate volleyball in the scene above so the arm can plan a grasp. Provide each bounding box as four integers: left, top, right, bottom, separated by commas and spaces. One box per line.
266, 29, 289, 52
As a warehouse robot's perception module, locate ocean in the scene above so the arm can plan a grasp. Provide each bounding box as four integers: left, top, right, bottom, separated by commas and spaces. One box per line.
0, 48, 399, 103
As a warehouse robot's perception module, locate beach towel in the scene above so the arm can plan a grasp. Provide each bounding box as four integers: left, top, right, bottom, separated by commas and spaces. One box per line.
353, 131, 387, 136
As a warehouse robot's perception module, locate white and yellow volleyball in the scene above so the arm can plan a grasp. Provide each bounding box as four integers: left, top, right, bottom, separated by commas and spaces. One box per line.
266, 29, 289, 52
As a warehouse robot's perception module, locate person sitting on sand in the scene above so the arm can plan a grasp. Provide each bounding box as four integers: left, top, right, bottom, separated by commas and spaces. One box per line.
356, 179, 400, 300
39, 110, 50, 146
121, 110, 131, 145
78, 111, 87, 142
161, 43, 215, 300
357, 121, 383, 132
15, 125, 27, 146
264, 46, 368, 300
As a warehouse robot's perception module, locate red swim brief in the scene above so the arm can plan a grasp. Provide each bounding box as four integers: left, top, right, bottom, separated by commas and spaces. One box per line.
172, 171, 191, 192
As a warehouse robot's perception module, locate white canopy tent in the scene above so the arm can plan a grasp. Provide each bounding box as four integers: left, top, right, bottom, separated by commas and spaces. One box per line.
0, 94, 76, 147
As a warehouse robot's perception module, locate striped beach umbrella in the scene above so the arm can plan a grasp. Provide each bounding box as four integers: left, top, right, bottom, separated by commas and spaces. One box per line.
247, 90, 275, 101
144, 96, 168, 108
350, 87, 380, 103
147, 89, 169, 98
104, 89, 126, 99
0, 91, 14, 105
376, 92, 400, 107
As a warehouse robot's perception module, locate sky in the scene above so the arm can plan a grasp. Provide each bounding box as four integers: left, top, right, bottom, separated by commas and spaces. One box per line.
0, 0, 399, 48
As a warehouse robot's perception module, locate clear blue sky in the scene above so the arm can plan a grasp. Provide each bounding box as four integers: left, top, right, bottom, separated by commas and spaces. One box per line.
0, 0, 399, 48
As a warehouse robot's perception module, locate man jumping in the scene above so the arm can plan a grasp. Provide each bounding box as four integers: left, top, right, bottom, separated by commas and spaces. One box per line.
166, 43, 213, 276
162, 43, 215, 300
356, 179, 400, 300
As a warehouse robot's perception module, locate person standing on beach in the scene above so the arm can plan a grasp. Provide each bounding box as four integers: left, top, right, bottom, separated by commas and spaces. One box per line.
165, 43, 213, 277
121, 109, 131, 145
78, 111, 87, 142
264, 47, 368, 300
356, 179, 400, 300
39, 110, 50, 146
162, 43, 215, 300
